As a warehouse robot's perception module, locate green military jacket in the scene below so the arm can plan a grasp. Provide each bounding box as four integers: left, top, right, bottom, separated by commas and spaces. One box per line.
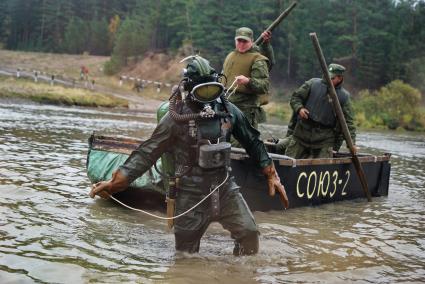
118, 100, 272, 187
289, 78, 356, 149
223, 44, 273, 108
259, 42, 275, 70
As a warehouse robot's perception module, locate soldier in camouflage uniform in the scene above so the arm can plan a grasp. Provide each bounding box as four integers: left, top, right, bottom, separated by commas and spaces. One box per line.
89, 56, 288, 256
285, 63, 357, 159
222, 27, 275, 131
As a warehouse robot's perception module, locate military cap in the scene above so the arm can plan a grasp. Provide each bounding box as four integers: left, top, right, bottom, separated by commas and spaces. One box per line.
328, 63, 346, 78
235, 27, 253, 41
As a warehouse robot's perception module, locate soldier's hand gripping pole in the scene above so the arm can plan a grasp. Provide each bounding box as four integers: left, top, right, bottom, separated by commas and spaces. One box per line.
309, 32, 372, 202
254, 2, 298, 45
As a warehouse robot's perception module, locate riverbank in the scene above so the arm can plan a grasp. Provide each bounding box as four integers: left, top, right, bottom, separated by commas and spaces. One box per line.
2, 49, 423, 130
0, 76, 128, 108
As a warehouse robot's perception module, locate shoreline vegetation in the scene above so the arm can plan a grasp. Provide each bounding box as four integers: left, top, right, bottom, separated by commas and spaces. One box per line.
1, 49, 424, 132
1, 74, 424, 132
0, 73, 425, 131
0, 76, 128, 108
267, 80, 425, 132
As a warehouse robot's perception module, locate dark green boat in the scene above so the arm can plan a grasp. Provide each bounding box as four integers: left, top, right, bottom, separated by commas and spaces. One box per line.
87, 134, 391, 211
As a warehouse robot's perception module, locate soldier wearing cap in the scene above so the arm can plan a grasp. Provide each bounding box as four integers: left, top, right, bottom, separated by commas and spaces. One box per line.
222, 27, 275, 134
284, 63, 357, 159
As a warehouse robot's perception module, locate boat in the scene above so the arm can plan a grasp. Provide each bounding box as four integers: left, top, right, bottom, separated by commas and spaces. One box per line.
87, 134, 391, 211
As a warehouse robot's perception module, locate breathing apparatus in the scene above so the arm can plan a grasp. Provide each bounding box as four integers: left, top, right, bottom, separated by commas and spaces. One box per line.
168, 55, 231, 122
164, 55, 233, 172
163, 55, 234, 227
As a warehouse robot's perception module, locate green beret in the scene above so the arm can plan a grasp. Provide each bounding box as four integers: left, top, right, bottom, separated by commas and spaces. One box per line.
235, 27, 253, 41
328, 63, 346, 78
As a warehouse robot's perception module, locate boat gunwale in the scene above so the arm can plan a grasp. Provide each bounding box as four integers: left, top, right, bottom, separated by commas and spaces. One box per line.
89, 134, 391, 167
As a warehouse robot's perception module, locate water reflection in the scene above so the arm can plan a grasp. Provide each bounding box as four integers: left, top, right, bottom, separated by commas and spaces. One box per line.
0, 101, 424, 283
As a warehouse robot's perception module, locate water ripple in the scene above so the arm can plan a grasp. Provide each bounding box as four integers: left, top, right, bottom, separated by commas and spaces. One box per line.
1, 102, 424, 283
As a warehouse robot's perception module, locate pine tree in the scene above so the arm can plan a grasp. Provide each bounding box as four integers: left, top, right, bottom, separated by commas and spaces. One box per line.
63, 17, 88, 54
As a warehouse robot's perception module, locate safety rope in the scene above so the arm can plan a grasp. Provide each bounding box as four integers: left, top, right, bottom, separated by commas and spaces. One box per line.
224, 79, 238, 99
109, 171, 229, 220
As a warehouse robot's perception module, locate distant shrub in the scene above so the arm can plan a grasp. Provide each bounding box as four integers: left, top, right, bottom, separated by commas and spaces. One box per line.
103, 56, 122, 75
354, 80, 424, 131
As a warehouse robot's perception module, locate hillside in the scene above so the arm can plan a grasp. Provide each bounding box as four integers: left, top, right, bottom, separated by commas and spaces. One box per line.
0, 49, 291, 119
122, 51, 185, 84
0, 49, 186, 95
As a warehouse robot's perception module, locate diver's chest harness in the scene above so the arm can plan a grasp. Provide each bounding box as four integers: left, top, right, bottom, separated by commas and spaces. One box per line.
175, 101, 233, 175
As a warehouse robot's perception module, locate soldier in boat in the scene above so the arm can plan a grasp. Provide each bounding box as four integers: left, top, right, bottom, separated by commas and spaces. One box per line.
284, 63, 357, 159
222, 27, 275, 139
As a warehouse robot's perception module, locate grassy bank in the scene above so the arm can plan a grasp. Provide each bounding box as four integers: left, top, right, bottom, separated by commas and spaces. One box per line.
263, 101, 292, 122
0, 76, 128, 108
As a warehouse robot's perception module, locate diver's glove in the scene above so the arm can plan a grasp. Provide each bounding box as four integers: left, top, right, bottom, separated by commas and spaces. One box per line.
89, 170, 129, 199
262, 162, 289, 209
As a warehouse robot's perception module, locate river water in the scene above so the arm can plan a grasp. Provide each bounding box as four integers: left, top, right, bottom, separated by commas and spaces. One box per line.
0, 101, 424, 284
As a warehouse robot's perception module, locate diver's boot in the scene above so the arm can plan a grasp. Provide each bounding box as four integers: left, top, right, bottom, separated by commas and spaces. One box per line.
233, 232, 259, 256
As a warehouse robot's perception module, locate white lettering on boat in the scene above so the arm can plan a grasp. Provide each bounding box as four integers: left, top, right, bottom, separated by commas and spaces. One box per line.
296, 169, 351, 199
296, 172, 307, 197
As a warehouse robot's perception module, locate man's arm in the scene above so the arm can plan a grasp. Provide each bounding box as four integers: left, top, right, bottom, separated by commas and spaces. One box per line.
342, 97, 356, 144
90, 114, 175, 198
259, 42, 275, 71
119, 115, 175, 184
290, 79, 312, 114
246, 59, 270, 95
230, 104, 289, 208
334, 96, 356, 151
231, 104, 271, 167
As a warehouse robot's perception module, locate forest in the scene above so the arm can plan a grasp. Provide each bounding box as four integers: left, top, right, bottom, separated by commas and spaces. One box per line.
1, 0, 425, 93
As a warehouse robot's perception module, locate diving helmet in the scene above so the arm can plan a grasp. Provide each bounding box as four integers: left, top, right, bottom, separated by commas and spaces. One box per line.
180, 55, 224, 103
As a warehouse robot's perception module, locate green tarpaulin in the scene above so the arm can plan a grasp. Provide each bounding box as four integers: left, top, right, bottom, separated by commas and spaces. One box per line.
86, 149, 165, 194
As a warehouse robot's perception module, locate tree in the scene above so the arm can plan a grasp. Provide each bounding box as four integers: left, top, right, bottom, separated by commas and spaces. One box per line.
63, 17, 88, 54
105, 16, 149, 73
88, 18, 110, 55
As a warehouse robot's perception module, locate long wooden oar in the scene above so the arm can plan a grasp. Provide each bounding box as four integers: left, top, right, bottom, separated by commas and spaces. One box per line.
309, 32, 372, 202
254, 2, 298, 45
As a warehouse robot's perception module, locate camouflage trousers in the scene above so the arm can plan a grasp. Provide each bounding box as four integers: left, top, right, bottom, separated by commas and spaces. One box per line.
174, 176, 259, 255
275, 136, 292, 155
285, 137, 334, 159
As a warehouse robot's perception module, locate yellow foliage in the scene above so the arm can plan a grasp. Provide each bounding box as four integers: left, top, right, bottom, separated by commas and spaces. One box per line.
354, 80, 424, 131
108, 15, 121, 35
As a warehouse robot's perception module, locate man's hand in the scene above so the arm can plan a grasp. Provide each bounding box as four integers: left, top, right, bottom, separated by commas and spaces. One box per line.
262, 163, 289, 209
352, 145, 360, 155
89, 170, 129, 199
235, 75, 250, 85
298, 107, 310, 120
261, 31, 272, 43
90, 181, 112, 199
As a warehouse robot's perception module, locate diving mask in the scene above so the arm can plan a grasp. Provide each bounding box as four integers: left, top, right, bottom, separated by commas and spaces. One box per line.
190, 82, 224, 103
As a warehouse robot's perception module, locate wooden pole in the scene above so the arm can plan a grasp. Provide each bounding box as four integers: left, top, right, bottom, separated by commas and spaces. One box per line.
254, 2, 298, 45
309, 32, 372, 202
